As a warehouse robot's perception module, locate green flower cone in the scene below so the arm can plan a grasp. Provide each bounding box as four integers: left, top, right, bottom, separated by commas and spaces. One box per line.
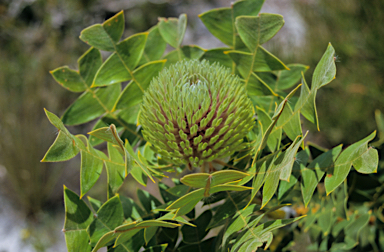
139, 60, 255, 170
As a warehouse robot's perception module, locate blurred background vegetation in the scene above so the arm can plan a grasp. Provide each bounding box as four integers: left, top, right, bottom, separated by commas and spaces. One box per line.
287, 0, 383, 147
0, 0, 383, 251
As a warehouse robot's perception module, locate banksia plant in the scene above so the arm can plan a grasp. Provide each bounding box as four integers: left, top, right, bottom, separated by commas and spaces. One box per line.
41, 1, 380, 251
139, 60, 254, 170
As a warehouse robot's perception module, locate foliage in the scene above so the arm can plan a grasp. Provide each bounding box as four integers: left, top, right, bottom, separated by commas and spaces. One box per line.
276, 0, 384, 146
42, 0, 379, 251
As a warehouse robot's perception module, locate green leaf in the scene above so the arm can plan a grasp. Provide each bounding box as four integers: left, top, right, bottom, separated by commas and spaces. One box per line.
180, 170, 249, 188
50, 47, 102, 92
312, 43, 336, 89
209, 185, 252, 194
343, 213, 370, 249
64, 231, 92, 252
80, 139, 105, 197
292, 45, 336, 131
275, 64, 309, 90
158, 14, 187, 48
274, 70, 322, 133
87, 195, 124, 246
200, 48, 233, 69
301, 145, 342, 207
251, 86, 300, 165
91, 231, 118, 252
261, 133, 306, 208
199, 0, 263, 49
352, 146, 378, 174
276, 102, 303, 141
158, 212, 195, 227
231, 216, 304, 252
114, 220, 178, 233
42, 109, 86, 162
156, 227, 179, 251
116, 104, 141, 124
317, 202, 333, 235
50, 66, 86, 92
142, 244, 168, 252
103, 11, 125, 43
207, 191, 249, 229
63, 186, 93, 230
237, 239, 264, 252
88, 124, 124, 148
247, 72, 278, 97
139, 25, 167, 65
159, 183, 179, 202
41, 131, 79, 162
221, 204, 261, 249
295, 73, 318, 126
233, 0, 264, 18
125, 139, 155, 183
236, 14, 284, 52
93, 33, 148, 87
131, 164, 148, 186
113, 219, 180, 248
256, 107, 281, 152
137, 189, 162, 214
250, 160, 268, 204
88, 125, 139, 181
88, 116, 123, 146
261, 154, 284, 209
259, 101, 285, 150
115, 33, 148, 71
199, 7, 233, 46
325, 131, 377, 195
278, 132, 307, 181
372, 110, 384, 147
163, 45, 205, 67
278, 170, 300, 201
181, 210, 212, 244
106, 142, 125, 198
93, 53, 131, 86
43, 110, 123, 200
167, 185, 251, 217
79, 11, 124, 51
114, 60, 166, 110
166, 184, 190, 198
61, 83, 120, 125
87, 196, 102, 213
144, 226, 158, 245
135, 220, 180, 229
63, 186, 93, 252
78, 47, 103, 87
227, 47, 288, 76
227, 47, 289, 101
120, 195, 146, 220
113, 229, 145, 250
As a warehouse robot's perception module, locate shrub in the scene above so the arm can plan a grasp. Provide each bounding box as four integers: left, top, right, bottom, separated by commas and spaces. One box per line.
42, 0, 379, 251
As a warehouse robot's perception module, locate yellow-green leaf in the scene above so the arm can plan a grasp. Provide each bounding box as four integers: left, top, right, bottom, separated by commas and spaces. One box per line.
61, 83, 120, 126
158, 14, 187, 48
236, 14, 284, 52
79, 11, 124, 51
50, 66, 86, 92
325, 131, 377, 195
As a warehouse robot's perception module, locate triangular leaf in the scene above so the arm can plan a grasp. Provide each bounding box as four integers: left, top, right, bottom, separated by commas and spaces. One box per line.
158, 14, 187, 48
79, 11, 125, 51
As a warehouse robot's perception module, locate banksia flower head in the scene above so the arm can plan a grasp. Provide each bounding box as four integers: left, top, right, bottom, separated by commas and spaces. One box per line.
139, 60, 254, 170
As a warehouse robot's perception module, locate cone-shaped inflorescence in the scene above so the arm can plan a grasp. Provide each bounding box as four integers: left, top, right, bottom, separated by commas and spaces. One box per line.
139, 60, 254, 169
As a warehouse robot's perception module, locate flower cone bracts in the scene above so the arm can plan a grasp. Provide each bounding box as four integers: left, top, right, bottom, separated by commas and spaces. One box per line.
139, 60, 255, 169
